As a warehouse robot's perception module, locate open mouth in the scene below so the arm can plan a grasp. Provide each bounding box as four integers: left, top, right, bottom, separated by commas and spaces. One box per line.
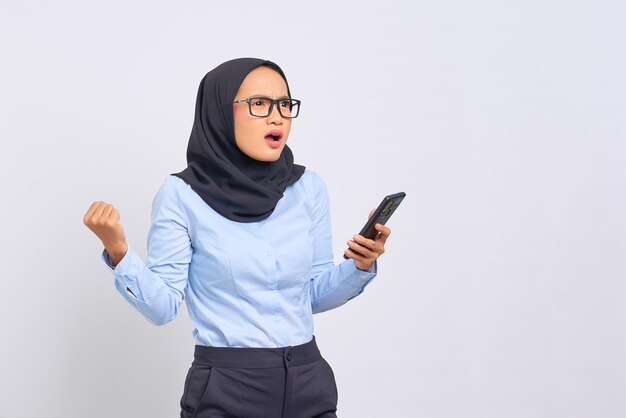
264, 130, 283, 148
264, 130, 283, 142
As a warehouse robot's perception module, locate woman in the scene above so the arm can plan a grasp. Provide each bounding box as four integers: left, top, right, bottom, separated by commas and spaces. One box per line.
83, 57, 391, 418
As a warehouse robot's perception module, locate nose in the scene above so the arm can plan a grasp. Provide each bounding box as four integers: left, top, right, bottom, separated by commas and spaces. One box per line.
267, 102, 283, 125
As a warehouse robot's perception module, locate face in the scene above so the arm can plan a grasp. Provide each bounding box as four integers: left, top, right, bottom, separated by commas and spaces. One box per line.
233, 65, 292, 162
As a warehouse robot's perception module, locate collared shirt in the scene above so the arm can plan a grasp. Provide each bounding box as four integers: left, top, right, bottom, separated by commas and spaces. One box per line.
100, 170, 377, 348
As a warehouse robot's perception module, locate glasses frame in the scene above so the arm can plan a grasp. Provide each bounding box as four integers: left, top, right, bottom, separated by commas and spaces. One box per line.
233, 96, 301, 119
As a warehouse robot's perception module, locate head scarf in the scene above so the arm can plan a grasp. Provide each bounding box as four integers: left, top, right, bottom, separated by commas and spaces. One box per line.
171, 57, 305, 222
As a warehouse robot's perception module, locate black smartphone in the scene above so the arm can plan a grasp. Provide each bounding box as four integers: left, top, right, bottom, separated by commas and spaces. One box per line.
343, 192, 406, 259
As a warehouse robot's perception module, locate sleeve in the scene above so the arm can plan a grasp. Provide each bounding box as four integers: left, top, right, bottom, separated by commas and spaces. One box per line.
307, 172, 378, 314
99, 176, 193, 325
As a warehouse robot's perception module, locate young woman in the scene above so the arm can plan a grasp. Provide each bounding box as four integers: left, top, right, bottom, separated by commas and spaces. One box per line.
83, 57, 391, 418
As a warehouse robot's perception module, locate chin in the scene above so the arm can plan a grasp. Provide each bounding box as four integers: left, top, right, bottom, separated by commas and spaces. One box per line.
240, 144, 285, 162
258, 148, 284, 162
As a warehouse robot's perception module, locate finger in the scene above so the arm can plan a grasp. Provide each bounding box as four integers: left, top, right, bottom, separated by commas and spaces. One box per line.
102, 205, 115, 222
93, 201, 110, 220
373, 224, 391, 243
347, 238, 378, 259
110, 206, 121, 222
368, 207, 376, 219
83, 201, 103, 222
344, 248, 370, 263
353, 234, 383, 254
93, 204, 111, 224
85, 201, 107, 224
354, 234, 386, 258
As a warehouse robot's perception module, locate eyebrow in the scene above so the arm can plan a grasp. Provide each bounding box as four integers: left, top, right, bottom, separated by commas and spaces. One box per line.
248, 94, 290, 100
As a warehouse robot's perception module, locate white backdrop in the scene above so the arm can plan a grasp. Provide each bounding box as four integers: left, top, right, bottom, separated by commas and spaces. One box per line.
1, 1, 625, 417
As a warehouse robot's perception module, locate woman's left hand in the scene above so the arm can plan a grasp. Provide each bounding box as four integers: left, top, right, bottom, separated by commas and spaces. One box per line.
344, 209, 392, 272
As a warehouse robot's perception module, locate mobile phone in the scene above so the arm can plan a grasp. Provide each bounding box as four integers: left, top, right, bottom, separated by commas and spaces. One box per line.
343, 192, 406, 259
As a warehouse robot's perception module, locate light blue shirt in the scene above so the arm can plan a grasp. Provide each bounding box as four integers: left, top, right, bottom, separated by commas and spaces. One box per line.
100, 170, 377, 348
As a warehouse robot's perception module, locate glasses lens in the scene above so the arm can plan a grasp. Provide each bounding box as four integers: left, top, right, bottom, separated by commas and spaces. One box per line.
278, 99, 299, 118
249, 98, 273, 117
248, 98, 300, 118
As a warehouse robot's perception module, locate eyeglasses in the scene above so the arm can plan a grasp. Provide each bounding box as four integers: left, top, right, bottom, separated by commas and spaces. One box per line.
233, 96, 301, 119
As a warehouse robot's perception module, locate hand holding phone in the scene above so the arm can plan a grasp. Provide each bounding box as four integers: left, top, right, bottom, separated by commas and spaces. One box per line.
343, 192, 406, 259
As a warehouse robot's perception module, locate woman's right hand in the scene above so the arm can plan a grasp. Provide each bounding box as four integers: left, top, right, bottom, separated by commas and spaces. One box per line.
83, 201, 128, 267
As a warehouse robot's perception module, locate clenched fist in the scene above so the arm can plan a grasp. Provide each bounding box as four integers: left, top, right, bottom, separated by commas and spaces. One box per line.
83, 201, 128, 267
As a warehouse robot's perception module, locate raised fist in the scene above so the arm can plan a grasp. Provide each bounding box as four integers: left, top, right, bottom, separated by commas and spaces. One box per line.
83, 201, 128, 266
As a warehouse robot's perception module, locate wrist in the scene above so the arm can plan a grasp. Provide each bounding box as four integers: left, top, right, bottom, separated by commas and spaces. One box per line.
355, 261, 373, 272
105, 242, 128, 267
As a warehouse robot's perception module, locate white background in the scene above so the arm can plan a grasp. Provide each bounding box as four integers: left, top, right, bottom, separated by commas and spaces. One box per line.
1, 1, 625, 417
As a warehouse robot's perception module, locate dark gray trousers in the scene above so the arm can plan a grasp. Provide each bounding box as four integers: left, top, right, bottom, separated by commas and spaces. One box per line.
180, 336, 338, 418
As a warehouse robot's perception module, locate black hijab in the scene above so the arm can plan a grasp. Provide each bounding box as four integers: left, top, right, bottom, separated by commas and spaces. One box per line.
171, 58, 305, 223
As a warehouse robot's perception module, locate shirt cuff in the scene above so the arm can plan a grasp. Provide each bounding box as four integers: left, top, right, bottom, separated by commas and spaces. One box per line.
100, 246, 142, 299
340, 258, 378, 289
101, 247, 131, 273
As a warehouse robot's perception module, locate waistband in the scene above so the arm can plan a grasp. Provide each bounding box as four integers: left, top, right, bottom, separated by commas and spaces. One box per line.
192, 336, 321, 369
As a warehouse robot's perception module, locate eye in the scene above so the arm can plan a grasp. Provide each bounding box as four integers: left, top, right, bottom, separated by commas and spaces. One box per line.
279, 100, 291, 107
251, 99, 267, 107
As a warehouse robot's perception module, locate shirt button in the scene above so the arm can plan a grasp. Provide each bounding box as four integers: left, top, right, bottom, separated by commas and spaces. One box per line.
266, 250, 272, 256
274, 315, 280, 322
268, 284, 277, 290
